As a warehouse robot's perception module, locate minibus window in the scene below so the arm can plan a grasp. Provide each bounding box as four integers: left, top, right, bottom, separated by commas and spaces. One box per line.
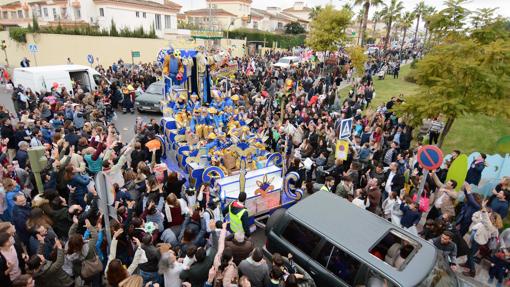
316, 240, 361, 286
282, 220, 321, 257
369, 230, 421, 270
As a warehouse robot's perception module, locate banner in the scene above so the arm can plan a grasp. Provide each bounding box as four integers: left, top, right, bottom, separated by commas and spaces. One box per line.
336, 140, 349, 160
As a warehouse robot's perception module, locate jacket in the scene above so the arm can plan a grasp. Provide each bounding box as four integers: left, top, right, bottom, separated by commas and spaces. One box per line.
33, 249, 74, 287
384, 171, 405, 193
470, 210, 499, 245
238, 257, 270, 287
224, 237, 254, 265
430, 237, 457, 264
430, 187, 458, 218
466, 161, 485, 185
399, 202, 421, 228
12, 204, 31, 244
179, 231, 219, 287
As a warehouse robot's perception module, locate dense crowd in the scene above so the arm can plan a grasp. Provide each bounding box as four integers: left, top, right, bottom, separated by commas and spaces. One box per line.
0, 47, 508, 287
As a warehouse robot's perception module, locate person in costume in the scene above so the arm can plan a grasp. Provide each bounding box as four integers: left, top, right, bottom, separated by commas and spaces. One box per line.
186, 93, 201, 113
121, 85, 135, 114
173, 93, 187, 113
210, 91, 224, 112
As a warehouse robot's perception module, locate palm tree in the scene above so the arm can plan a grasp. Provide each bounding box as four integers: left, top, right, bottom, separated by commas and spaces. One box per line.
471, 7, 498, 28
399, 11, 415, 51
422, 6, 436, 47
354, 0, 384, 46
412, 1, 426, 48
371, 10, 382, 38
309, 5, 323, 20
381, 0, 404, 50
356, 8, 365, 45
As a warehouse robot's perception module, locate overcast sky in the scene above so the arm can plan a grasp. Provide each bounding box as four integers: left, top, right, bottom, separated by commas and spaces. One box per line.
174, 0, 510, 17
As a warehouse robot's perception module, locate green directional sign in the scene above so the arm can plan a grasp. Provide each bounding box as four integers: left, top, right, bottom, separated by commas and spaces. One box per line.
131, 51, 141, 58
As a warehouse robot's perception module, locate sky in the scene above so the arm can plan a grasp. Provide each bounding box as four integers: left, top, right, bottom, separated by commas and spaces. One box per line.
173, 0, 510, 17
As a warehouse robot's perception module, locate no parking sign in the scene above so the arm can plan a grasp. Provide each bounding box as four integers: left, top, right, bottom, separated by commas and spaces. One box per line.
417, 145, 444, 170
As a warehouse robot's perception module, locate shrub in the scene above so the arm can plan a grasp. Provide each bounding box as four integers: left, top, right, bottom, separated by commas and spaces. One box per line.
9, 27, 29, 43
227, 28, 305, 49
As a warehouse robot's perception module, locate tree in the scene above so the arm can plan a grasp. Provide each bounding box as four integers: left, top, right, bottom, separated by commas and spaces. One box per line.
32, 16, 40, 32
346, 46, 368, 77
284, 22, 305, 34
306, 5, 353, 51
399, 11, 414, 51
394, 32, 510, 147
371, 10, 382, 38
471, 8, 499, 28
353, 0, 384, 46
110, 19, 118, 36
412, 1, 426, 48
422, 6, 436, 47
309, 6, 323, 20
427, 0, 470, 42
356, 8, 365, 45
380, 0, 404, 50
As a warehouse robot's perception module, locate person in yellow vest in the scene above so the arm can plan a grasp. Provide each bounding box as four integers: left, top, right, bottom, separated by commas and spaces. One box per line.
320, 176, 335, 193
222, 191, 250, 236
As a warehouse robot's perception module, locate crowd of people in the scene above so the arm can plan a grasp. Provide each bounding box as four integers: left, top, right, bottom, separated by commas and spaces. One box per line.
0, 46, 508, 287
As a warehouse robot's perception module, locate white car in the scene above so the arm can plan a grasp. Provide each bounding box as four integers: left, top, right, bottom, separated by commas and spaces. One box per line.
272, 56, 301, 69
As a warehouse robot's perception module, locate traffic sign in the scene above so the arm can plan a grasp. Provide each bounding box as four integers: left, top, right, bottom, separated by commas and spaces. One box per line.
28, 43, 38, 53
131, 51, 140, 58
417, 145, 444, 171
87, 54, 94, 64
339, 118, 353, 139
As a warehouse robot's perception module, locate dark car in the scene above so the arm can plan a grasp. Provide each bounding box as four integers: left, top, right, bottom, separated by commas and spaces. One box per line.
135, 81, 164, 113
264, 192, 477, 287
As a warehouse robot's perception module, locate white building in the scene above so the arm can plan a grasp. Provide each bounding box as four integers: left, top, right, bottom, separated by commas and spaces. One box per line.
0, 0, 182, 38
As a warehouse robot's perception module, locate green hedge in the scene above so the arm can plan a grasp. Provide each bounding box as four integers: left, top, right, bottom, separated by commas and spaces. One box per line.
9, 27, 29, 43
227, 28, 305, 49
9, 22, 157, 43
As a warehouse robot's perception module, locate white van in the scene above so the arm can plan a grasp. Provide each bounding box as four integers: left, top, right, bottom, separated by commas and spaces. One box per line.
12, 65, 104, 94
273, 56, 301, 69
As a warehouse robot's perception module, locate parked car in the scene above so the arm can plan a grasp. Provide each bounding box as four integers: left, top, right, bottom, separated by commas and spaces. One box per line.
273, 56, 301, 69
135, 81, 164, 113
264, 192, 477, 287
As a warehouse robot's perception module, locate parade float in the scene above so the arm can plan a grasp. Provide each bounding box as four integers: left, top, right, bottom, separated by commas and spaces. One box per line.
155, 46, 304, 222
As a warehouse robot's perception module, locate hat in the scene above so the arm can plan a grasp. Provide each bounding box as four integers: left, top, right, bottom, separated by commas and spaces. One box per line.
207, 107, 217, 114
18, 141, 28, 148
207, 133, 217, 140
231, 95, 239, 101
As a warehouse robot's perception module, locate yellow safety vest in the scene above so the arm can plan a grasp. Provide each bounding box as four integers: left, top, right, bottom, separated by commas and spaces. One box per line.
229, 203, 247, 233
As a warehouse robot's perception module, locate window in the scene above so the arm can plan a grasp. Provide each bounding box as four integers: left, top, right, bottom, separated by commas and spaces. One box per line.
136, 11, 139, 17
142, 12, 146, 18
11, 11, 16, 19
99, 8, 104, 17
17, 10, 23, 18
165, 15, 171, 29
155, 14, 161, 30
282, 220, 321, 256
369, 230, 420, 270
253, 21, 258, 29
43, 7, 48, 17
317, 241, 361, 286
74, 8, 81, 19
277, 22, 283, 29
52, 8, 57, 19
2, 11, 8, 19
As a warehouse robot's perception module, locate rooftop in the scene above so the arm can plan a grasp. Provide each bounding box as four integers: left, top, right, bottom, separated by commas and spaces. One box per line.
184, 8, 236, 17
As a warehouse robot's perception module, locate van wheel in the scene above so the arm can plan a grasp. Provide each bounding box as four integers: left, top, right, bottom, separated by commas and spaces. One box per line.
265, 208, 286, 236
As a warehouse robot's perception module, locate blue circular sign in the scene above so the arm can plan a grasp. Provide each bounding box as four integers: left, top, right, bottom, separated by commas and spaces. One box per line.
87, 54, 94, 64
417, 145, 444, 170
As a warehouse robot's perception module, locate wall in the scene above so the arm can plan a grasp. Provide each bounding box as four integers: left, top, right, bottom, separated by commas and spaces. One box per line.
0, 31, 246, 67
0, 31, 196, 67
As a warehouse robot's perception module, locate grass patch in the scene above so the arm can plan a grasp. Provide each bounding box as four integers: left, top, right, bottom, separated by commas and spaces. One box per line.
338, 65, 510, 154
